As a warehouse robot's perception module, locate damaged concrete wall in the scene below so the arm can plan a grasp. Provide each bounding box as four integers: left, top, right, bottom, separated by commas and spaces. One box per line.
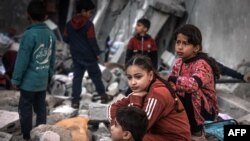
0, 0, 30, 33
107, 0, 185, 64
185, 0, 250, 68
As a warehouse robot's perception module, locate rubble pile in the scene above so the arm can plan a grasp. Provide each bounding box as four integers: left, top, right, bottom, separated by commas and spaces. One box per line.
0, 61, 127, 141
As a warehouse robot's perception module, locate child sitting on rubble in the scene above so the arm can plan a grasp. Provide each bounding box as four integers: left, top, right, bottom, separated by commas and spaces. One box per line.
108, 54, 191, 141
168, 24, 220, 141
110, 106, 148, 141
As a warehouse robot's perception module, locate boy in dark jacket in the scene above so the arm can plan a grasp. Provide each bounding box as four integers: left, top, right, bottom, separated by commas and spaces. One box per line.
63, 0, 112, 108
11, 1, 56, 140
125, 18, 158, 69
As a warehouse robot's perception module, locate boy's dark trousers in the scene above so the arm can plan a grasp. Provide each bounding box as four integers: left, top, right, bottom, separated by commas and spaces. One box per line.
72, 59, 105, 103
19, 89, 47, 139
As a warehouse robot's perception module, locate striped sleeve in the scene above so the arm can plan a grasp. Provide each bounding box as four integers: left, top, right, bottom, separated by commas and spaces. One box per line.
108, 96, 130, 124
143, 96, 166, 129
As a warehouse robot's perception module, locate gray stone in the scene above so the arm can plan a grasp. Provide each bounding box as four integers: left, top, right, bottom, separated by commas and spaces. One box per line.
217, 88, 250, 119
88, 103, 108, 121
0, 110, 19, 133
47, 113, 65, 125
31, 124, 71, 141
92, 123, 111, 141
46, 95, 65, 110
0, 132, 12, 141
52, 105, 78, 118
40, 131, 60, 141
0, 91, 20, 112
237, 114, 250, 125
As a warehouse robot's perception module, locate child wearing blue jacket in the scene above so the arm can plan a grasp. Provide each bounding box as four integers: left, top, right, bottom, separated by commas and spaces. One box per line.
11, 1, 56, 140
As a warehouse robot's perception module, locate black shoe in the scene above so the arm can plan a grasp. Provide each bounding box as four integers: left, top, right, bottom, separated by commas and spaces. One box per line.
23, 134, 31, 140
71, 101, 80, 109
91, 94, 101, 102
101, 95, 113, 104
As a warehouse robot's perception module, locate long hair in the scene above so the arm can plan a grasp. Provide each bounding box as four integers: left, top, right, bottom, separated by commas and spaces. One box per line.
174, 24, 220, 79
125, 54, 183, 112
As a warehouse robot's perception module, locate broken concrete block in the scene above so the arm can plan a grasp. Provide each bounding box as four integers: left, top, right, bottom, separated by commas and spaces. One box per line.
40, 131, 60, 141
92, 122, 111, 141
0, 132, 12, 141
55, 117, 89, 141
102, 68, 113, 82
0, 90, 20, 111
0, 110, 19, 133
88, 103, 108, 121
106, 82, 119, 96
31, 124, 71, 141
46, 95, 65, 110
47, 113, 65, 125
118, 75, 128, 93
52, 105, 78, 118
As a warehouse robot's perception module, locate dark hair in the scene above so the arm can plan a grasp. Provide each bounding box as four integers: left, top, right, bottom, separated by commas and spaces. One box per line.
125, 54, 184, 112
27, 0, 47, 21
137, 18, 151, 30
76, 0, 95, 13
116, 106, 148, 141
174, 24, 220, 79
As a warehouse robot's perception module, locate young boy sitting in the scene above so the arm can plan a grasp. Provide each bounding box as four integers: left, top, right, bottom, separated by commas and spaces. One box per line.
125, 18, 158, 69
111, 106, 148, 141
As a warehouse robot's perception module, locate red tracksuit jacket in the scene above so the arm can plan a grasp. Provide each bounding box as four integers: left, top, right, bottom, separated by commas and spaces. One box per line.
108, 79, 191, 141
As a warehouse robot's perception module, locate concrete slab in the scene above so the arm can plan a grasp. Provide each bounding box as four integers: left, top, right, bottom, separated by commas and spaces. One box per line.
0, 110, 19, 132
217, 90, 250, 119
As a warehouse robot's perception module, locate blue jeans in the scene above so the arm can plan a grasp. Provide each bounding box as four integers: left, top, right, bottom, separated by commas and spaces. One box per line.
72, 60, 105, 103
19, 89, 47, 139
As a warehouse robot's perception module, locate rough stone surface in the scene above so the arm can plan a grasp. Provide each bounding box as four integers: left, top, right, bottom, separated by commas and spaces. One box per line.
0, 91, 19, 112
0, 132, 12, 141
0, 110, 19, 133
38, 131, 60, 141
52, 105, 78, 118
88, 103, 108, 121
31, 124, 71, 141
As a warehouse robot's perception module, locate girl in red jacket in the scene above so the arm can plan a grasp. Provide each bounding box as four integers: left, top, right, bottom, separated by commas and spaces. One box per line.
168, 24, 220, 141
108, 55, 191, 141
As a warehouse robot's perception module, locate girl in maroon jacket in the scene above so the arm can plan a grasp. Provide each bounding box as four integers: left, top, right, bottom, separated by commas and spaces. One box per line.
168, 24, 220, 141
108, 55, 191, 141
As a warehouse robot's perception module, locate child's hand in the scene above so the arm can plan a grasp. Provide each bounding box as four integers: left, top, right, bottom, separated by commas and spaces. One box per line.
132, 91, 148, 97
12, 84, 19, 90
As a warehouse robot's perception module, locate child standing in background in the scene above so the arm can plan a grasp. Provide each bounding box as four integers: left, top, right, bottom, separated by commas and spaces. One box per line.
11, 0, 56, 140
111, 106, 148, 141
168, 24, 220, 141
109, 55, 191, 141
63, 0, 112, 108
125, 18, 158, 69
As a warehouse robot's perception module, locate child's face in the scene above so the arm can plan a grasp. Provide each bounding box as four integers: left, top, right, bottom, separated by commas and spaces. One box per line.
81, 10, 93, 18
135, 22, 148, 35
175, 33, 200, 60
126, 65, 153, 93
111, 119, 132, 141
